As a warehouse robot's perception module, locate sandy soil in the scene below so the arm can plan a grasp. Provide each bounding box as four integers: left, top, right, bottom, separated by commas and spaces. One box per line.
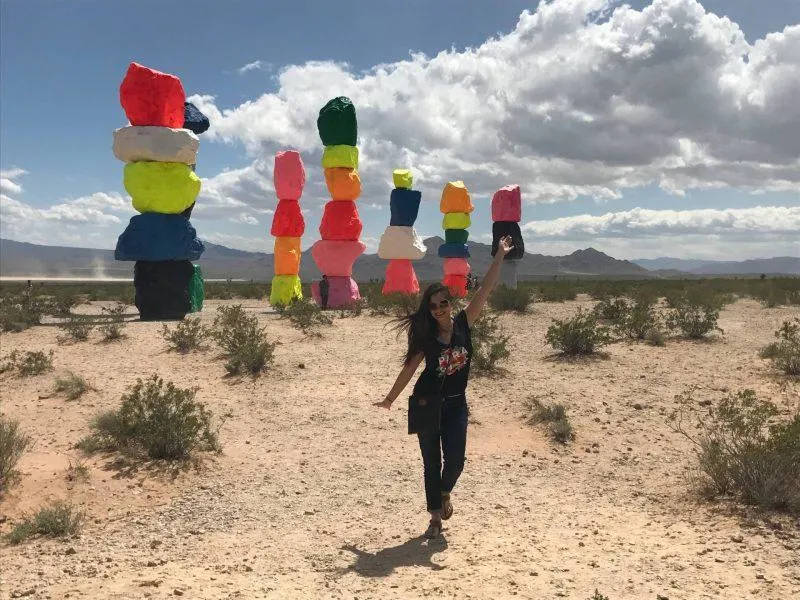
1, 297, 798, 600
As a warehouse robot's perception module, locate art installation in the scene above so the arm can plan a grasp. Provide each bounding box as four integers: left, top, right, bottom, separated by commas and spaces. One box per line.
438, 181, 473, 297
311, 97, 366, 308
270, 151, 306, 306
377, 169, 426, 295
491, 185, 526, 288
113, 62, 209, 320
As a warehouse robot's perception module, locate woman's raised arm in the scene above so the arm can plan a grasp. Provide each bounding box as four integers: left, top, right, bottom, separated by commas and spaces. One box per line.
464, 236, 513, 327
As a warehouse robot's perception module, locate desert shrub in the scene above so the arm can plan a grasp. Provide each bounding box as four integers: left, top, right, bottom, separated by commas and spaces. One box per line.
644, 327, 667, 347
57, 314, 95, 343
54, 372, 90, 400
470, 313, 511, 375
6, 501, 84, 544
0, 416, 33, 495
162, 317, 211, 353
593, 297, 630, 323
213, 305, 276, 375
759, 318, 800, 377
98, 302, 127, 341
78, 374, 220, 460
535, 283, 577, 303
0, 292, 53, 332
546, 309, 611, 355
671, 389, 800, 514
526, 398, 574, 443
65, 458, 90, 483
364, 291, 419, 317
489, 285, 533, 314
1, 350, 54, 377
278, 297, 333, 334
666, 296, 722, 339
590, 591, 610, 600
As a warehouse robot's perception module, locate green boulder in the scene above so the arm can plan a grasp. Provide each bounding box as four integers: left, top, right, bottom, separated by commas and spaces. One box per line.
189, 264, 204, 312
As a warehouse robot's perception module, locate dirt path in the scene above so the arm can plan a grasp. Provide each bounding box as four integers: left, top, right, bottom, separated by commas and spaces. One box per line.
1, 298, 798, 599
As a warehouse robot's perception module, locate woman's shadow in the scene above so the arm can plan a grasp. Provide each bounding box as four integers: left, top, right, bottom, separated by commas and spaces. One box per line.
339, 535, 448, 578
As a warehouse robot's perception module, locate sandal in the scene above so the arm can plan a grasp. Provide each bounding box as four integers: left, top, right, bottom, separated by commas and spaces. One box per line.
423, 519, 442, 539
441, 493, 453, 521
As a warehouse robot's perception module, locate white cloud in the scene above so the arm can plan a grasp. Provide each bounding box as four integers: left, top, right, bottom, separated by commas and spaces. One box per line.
522, 206, 800, 259
191, 0, 800, 206
237, 60, 270, 75
230, 212, 260, 226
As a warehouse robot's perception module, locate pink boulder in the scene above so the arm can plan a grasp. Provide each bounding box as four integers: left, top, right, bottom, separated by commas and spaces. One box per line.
443, 258, 471, 277
274, 151, 306, 201
491, 185, 522, 222
312, 276, 361, 308
382, 259, 420, 295
119, 62, 186, 128
311, 239, 366, 277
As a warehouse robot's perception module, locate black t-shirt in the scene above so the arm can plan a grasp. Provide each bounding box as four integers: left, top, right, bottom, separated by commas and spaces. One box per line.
413, 310, 472, 397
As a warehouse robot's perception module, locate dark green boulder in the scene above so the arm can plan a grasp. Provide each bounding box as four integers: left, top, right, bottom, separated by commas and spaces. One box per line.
317, 97, 357, 146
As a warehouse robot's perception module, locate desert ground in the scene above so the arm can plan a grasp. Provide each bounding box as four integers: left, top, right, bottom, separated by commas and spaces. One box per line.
1, 297, 798, 600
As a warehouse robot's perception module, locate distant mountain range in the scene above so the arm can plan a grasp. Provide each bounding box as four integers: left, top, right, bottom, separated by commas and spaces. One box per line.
633, 256, 800, 275
1, 238, 797, 281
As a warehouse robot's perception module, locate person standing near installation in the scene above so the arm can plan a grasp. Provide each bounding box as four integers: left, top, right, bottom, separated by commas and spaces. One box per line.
374, 235, 515, 539
319, 275, 330, 309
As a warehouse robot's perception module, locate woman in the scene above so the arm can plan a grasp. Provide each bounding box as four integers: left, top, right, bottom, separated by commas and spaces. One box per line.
375, 236, 514, 538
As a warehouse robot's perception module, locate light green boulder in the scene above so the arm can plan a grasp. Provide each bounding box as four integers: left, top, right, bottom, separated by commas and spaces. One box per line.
442, 212, 471, 230
322, 145, 359, 170
270, 274, 302, 306
124, 161, 201, 214
393, 169, 413, 189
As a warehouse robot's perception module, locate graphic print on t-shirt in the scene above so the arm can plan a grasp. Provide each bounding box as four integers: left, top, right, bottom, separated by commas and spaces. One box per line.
437, 346, 469, 377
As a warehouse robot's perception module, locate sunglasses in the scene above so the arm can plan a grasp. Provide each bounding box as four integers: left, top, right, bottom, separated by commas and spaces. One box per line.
429, 299, 450, 311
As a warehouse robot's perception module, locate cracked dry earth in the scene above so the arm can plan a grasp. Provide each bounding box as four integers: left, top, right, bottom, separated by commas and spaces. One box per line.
1, 298, 798, 600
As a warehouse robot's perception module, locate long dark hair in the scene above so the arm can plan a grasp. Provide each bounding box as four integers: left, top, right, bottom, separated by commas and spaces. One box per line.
391, 283, 451, 366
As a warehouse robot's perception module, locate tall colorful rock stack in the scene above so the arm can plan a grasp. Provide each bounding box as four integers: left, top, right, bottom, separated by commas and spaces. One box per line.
113, 62, 208, 320
491, 185, 526, 288
377, 169, 426, 295
437, 181, 474, 298
311, 97, 366, 308
270, 151, 306, 306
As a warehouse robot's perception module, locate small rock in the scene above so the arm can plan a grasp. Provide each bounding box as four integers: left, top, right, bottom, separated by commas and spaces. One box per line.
633, 403, 644, 410
65, 547, 77, 555
731, 535, 744, 543
173, 590, 184, 596
298, 363, 305, 369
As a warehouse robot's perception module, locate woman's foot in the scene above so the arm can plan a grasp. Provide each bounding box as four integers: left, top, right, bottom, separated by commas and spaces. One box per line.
423, 519, 442, 539
441, 493, 453, 520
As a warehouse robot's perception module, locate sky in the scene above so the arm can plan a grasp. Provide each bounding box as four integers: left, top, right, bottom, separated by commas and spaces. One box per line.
1, 0, 798, 261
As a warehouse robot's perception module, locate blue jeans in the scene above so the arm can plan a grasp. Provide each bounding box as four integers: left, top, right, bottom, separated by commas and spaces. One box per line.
417, 396, 468, 512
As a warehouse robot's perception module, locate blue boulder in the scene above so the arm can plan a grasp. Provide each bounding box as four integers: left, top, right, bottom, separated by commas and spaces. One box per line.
183, 102, 210, 135
437, 243, 470, 259
389, 188, 422, 226
115, 213, 205, 262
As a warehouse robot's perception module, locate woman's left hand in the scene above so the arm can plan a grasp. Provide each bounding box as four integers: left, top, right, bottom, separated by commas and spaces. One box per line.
498, 235, 514, 257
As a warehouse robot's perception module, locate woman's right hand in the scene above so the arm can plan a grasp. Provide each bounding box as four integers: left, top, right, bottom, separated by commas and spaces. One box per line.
373, 397, 393, 410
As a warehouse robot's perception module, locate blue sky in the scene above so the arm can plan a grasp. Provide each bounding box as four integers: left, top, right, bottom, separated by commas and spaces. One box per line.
1, 0, 798, 260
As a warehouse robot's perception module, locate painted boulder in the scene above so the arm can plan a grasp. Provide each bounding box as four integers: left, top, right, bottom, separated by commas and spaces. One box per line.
443, 257, 471, 277
183, 102, 210, 135
311, 276, 360, 308
377, 226, 426, 260
437, 242, 470, 259
124, 162, 201, 214
322, 145, 359, 170
270, 274, 302, 306
274, 237, 302, 276
115, 213, 205, 262
271, 199, 305, 237
491, 185, 522, 222
389, 189, 422, 227
440, 181, 473, 214
317, 97, 357, 146
119, 62, 185, 128
392, 169, 413, 189
133, 260, 194, 321
324, 167, 361, 201
274, 150, 306, 201
444, 228, 469, 244
382, 259, 419, 295
492, 221, 525, 260
113, 126, 199, 164
319, 200, 362, 241
311, 240, 366, 277
442, 212, 471, 230
443, 274, 468, 298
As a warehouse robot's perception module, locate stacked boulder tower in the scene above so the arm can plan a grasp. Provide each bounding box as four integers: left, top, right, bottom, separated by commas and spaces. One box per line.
270, 151, 306, 306
377, 169, 426, 295
437, 181, 474, 298
113, 62, 208, 320
311, 97, 366, 308
491, 185, 526, 288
